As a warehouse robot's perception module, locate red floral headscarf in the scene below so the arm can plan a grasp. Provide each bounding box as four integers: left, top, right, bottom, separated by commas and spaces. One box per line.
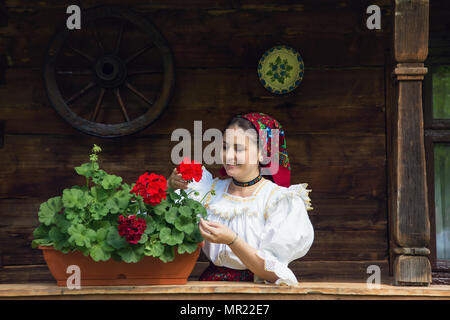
220, 112, 291, 187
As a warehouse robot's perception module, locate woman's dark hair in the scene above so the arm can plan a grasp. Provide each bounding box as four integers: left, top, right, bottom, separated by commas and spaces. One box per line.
223, 116, 259, 146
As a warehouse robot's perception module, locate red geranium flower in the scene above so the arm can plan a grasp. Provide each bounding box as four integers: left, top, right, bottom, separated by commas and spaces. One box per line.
176, 157, 203, 183
130, 172, 167, 206
118, 215, 147, 244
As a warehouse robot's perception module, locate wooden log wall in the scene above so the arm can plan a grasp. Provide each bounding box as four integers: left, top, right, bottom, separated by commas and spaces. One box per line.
0, 0, 394, 283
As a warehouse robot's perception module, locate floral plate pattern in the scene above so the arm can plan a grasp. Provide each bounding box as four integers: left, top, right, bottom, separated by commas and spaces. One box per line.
257, 45, 304, 94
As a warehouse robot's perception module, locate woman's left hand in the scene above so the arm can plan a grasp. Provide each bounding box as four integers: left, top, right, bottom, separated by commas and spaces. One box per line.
199, 218, 236, 244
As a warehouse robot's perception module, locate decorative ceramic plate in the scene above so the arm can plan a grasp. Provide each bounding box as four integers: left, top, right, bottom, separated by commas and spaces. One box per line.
257, 45, 304, 94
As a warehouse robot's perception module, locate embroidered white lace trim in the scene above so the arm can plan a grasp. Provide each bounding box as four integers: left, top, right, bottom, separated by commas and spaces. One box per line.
204, 203, 258, 220
198, 183, 313, 221
289, 183, 313, 211
256, 250, 299, 286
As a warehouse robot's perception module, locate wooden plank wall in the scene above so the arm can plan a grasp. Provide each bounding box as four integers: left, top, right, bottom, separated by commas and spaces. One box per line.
0, 0, 393, 283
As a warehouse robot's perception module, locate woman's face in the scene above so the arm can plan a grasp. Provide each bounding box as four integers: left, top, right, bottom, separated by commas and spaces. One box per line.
221, 125, 261, 178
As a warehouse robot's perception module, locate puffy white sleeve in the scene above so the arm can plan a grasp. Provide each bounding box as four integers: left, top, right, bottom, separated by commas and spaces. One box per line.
174, 166, 214, 203
256, 184, 314, 286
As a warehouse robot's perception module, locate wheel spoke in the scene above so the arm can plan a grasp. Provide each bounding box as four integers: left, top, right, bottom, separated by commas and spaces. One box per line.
91, 88, 105, 121
125, 43, 155, 64
90, 22, 105, 52
127, 68, 163, 76
68, 46, 94, 63
114, 22, 125, 55
56, 69, 92, 76
125, 82, 153, 106
114, 89, 131, 122
65, 82, 96, 105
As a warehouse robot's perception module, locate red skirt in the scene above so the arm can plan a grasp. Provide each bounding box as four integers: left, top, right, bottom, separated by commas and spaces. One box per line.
199, 262, 254, 282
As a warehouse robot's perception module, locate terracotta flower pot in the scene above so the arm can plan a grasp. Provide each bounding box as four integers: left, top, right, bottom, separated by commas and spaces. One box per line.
39, 243, 204, 286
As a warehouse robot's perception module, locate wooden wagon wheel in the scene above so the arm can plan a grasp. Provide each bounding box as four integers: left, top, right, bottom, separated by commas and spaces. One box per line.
44, 6, 175, 138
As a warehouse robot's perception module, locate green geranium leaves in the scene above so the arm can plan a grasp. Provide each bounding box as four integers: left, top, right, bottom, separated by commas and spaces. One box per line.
54, 214, 71, 233
96, 227, 109, 242
153, 200, 170, 216
63, 188, 89, 210
177, 241, 198, 254
118, 246, 145, 263
106, 226, 128, 249
90, 185, 108, 202
175, 215, 195, 234
159, 227, 184, 246
49, 226, 65, 243
164, 207, 178, 224
90, 243, 113, 262
144, 240, 165, 257
169, 192, 181, 201
67, 224, 97, 248
89, 203, 109, 220
38, 196, 63, 226
178, 206, 192, 217
143, 216, 156, 234
74, 161, 99, 178
159, 246, 175, 263
101, 174, 123, 190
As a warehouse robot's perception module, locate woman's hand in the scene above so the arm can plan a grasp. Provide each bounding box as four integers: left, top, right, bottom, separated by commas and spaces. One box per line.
167, 168, 189, 190
199, 218, 236, 244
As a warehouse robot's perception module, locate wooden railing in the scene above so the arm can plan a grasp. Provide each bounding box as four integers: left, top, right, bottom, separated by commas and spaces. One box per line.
1, 281, 449, 300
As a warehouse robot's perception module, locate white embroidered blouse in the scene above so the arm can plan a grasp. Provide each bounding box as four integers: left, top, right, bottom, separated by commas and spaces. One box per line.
180, 166, 314, 286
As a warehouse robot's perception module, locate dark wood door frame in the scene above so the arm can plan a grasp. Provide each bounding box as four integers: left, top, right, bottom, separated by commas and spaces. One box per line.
423, 63, 450, 284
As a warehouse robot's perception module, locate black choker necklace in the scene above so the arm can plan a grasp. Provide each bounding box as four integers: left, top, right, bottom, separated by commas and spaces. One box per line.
232, 174, 262, 187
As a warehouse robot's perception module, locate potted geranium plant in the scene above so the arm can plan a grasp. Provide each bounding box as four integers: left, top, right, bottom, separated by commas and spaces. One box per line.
32, 144, 214, 286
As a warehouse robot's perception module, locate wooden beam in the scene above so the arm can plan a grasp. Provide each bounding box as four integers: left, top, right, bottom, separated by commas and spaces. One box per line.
0, 282, 449, 300
392, 0, 431, 286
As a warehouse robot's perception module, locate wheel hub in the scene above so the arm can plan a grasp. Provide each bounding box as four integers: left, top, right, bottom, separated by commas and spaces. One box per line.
94, 54, 127, 88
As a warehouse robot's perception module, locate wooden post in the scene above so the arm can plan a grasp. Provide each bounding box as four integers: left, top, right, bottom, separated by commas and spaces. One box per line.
392, 0, 431, 286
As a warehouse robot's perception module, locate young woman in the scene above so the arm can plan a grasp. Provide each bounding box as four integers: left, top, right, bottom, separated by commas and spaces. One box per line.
168, 112, 314, 286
